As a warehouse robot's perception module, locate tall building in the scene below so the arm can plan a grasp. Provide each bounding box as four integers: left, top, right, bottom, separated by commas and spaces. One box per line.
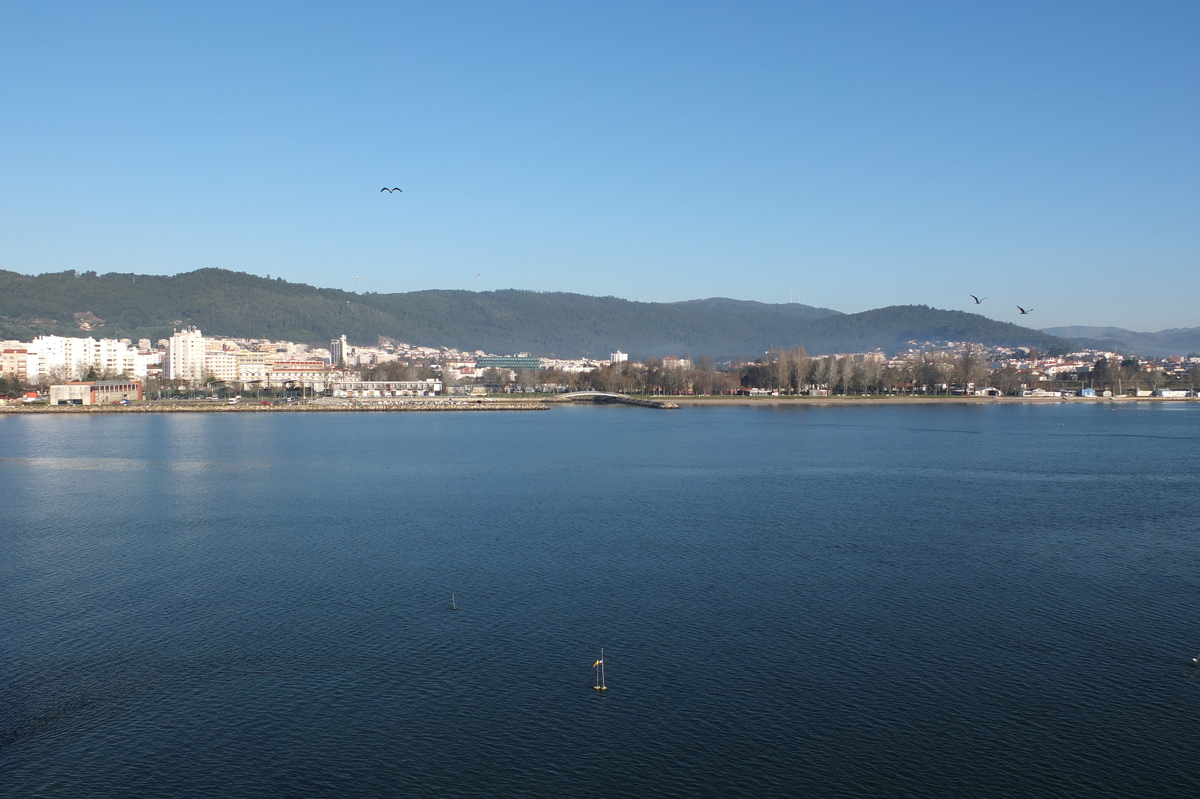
165, 328, 206, 384
330, 334, 349, 366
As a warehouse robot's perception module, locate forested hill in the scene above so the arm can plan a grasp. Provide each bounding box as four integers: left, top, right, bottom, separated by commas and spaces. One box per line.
0, 268, 1070, 358
805, 306, 1066, 356
353, 290, 841, 358
1041, 325, 1200, 358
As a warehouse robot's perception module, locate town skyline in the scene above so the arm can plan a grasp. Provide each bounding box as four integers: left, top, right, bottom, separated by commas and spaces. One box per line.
4, 323, 1197, 404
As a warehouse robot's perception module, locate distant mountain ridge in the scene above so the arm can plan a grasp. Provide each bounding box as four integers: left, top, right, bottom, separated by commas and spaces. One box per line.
1041, 326, 1200, 358
0, 267, 1086, 358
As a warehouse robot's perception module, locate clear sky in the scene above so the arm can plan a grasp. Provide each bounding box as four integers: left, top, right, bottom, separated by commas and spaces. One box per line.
2, 1, 1197, 331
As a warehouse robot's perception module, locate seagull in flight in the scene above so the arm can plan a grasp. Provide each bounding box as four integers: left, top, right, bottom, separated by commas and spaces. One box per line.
970, 294, 986, 304
380, 187, 403, 193
475, 273, 481, 279
1017, 305, 1032, 314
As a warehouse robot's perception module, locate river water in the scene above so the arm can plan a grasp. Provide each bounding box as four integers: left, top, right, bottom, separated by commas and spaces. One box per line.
2, 403, 1199, 797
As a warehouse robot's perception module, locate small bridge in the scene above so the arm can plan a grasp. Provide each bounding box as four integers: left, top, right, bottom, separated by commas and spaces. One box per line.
553, 391, 678, 409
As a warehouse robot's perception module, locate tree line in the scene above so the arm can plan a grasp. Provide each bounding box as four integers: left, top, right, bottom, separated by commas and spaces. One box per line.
491, 347, 1195, 396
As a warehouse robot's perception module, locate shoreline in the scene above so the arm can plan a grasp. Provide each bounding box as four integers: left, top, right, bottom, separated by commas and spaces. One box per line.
0, 399, 550, 413
2, 394, 1196, 413
665, 394, 1199, 406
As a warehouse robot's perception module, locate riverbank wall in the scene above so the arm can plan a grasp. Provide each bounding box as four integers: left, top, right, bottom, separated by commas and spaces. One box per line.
0, 399, 549, 413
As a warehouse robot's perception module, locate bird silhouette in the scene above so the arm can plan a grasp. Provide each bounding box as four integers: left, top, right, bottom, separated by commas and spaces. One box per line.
380, 187, 403, 193
1017, 305, 1032, 314
970, 295, 986, 304
475, 273, 481, 279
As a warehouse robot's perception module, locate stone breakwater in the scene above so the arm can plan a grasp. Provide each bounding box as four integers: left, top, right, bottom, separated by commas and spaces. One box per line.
1, 400, 549, 413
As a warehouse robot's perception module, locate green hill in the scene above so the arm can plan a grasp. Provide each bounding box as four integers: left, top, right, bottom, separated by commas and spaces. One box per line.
801, 305, 1066, 355
1041, 325, 1200, 357
0, 268, 1070, 358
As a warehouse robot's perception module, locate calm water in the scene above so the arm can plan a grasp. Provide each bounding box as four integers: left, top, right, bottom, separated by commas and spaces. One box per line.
2, 403, 1199, 798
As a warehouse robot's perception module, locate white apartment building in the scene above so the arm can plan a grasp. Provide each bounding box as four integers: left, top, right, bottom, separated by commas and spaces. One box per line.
204, 349, 240, 382
165, 328, 207, 384
205, 346, 296, 386
93, 338, 142, 377
267, 361, 335, 392
238, 361, 270, 386
35, 336, 101, 380
17, 336, 147, 382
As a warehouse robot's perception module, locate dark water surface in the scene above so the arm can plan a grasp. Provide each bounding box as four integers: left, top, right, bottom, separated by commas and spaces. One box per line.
3, 403, 1199, 798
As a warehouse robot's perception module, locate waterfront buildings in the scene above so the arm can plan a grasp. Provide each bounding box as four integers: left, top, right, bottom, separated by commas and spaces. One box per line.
477, 354, 542, 371
49, 380, 144, 406
1, 336, 151, 383
331, 379, 443, 397
266, 361, 337, 393
3, 326, 1197, 398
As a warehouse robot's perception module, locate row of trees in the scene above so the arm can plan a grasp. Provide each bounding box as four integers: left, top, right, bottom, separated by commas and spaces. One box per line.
1087, 357, 1171, 392
482, 347, 1195, 396
550, 346, 996, 396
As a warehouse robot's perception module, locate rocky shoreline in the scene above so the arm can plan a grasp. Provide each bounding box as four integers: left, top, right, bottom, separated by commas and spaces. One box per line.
0, 399, 549, 413
669, 394, 1197, 406
3, 394, 1196, 414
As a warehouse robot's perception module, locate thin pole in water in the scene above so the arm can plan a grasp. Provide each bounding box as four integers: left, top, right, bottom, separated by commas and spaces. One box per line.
594, 648, 607, 691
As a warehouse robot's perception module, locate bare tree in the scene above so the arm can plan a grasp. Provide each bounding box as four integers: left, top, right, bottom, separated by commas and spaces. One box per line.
954, 344, 988, 390
514, 367, 539, 392
789, 346, 811, 394
480, 367, 511, 388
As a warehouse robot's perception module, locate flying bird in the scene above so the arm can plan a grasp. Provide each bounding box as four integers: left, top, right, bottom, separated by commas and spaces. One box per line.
380, 187, 403, 193
970, 295, 986, 304
1017, 305, 1032, 314
475, 273, 481, 279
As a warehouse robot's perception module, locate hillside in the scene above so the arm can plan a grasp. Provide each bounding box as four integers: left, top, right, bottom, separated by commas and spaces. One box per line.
355, 290, 842, 358
800, 306, 1066, 355
1041, 325, 1200, 357
0, 268, 1072, 358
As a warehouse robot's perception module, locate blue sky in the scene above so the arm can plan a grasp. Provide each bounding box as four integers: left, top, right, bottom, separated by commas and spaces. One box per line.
2, 1, 1197, 331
